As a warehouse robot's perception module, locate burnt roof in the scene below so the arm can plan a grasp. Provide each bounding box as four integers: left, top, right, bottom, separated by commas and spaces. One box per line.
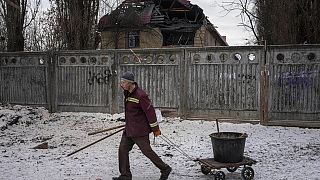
98, 0, 203, 29
97, 0, 228, 46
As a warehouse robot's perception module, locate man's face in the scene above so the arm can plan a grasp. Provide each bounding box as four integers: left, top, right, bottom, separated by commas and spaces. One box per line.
120, 80, 131, 91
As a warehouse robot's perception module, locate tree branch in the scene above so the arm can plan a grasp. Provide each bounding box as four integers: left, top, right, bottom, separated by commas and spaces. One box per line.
4, 0, 20, 10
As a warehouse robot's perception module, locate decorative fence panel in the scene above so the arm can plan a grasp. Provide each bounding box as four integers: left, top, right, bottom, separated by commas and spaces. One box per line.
266, 45, 320, 126
184, 46, 264, 119
0, 52, 49, 107
53, 50, 116, 113
115, 48, 183, 113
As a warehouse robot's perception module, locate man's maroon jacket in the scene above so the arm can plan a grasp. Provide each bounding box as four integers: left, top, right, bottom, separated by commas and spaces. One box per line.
123, 84, 159, 137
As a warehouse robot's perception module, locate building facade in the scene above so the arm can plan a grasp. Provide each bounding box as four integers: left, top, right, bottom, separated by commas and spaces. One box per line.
98, 0, 228, 49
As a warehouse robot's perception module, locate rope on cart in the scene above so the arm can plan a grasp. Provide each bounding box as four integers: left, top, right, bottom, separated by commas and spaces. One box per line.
160, 134, 195, 162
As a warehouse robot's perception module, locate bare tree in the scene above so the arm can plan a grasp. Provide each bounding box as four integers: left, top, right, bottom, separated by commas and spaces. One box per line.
41, 1, 65, 50
256, 0, 295, 45
257, 0, 320, 45
0, 0, 40, 51
0, 17, 6, 51
51, 0, 100, 50
23, 0, 125, 51
220, 0, 261, 44
24, 1, 64, 51
24, 9, 51, 51
99, 0, 123, 17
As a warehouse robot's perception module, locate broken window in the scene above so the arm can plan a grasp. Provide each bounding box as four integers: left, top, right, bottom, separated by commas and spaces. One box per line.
127, 31, 140, 48
162, 31, 194, 46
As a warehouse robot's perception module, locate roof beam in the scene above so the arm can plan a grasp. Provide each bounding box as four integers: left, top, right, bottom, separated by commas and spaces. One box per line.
161, 8, 190, 12
169, 0, 177, 10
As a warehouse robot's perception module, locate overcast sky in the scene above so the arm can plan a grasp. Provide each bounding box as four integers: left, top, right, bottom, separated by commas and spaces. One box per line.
191, 0, 252, 45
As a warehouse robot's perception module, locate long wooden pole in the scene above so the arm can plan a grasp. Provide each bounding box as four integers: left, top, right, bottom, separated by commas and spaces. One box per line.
88, 124, 125, 136
216, 119, 220, 133
67, 128, 125, 157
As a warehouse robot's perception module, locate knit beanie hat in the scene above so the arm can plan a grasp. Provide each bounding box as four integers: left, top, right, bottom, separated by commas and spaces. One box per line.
121, 71, 135, 83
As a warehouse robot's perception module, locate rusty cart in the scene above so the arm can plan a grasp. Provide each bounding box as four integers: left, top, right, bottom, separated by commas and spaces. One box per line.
159, 119, 257, 180
196, 156, 257, 180
194, 120, 257, 180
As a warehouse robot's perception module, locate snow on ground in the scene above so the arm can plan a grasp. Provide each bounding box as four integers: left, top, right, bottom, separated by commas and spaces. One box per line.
0, 104, 320, 180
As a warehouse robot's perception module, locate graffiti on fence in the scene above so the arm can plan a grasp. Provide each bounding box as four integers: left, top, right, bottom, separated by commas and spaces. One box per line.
277, 71, 319, 109
238, 74, 257, 108
217, 72, 257, 108
278, 71, 318, 87
219, 73, 257, 83
219, 72, 235, 79
88, 68, 112, 85
237, 74, 257, 84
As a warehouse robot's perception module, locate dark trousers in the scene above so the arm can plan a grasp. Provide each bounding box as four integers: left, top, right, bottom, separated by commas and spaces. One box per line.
118, 132, 168, 178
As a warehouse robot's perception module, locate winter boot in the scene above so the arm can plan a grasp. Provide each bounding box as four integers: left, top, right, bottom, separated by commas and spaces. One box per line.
159, 166, 172, 180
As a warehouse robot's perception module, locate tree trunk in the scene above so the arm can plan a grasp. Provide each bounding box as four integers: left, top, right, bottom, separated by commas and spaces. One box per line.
56, 0, 99, 50
257, 0, 320, 44
6, 0, 25, 51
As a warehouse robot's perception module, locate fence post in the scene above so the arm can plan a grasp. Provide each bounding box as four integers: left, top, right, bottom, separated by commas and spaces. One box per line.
260, 67, 269, 125
179, 48, 189, 119
111, 50, 118, 114
47, 51, 57, 113
260, 42, 269, 125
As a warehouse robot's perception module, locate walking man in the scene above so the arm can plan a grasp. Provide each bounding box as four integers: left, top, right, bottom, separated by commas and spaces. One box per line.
113, 71, 172, 180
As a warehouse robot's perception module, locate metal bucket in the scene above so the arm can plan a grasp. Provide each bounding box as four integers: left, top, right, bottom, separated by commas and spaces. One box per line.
209, 132, 248, 163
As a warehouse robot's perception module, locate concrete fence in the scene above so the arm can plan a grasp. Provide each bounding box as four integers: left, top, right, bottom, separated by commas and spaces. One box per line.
1, 45, 319, 127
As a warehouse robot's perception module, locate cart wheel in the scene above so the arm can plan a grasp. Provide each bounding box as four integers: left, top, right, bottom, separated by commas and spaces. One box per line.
241, 166, 254, 180
214, 171, 225, 180
226, 167, 238, 172
200, 165, 211, 175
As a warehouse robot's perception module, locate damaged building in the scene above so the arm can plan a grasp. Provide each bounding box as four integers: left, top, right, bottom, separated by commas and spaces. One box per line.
98, 0, 228, 49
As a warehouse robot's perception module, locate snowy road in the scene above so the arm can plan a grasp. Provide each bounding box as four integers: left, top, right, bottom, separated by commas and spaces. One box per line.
1, 105, 320, 180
